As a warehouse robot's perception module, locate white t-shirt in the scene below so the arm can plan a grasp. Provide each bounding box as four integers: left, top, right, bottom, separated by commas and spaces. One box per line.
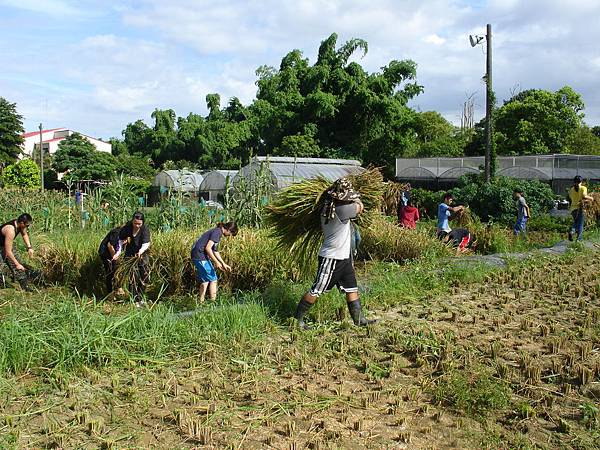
318, 203, 358, 260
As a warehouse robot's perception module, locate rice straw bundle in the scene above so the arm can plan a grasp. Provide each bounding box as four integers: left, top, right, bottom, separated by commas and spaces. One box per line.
583, 191, 600, 227
265, 168, 385, 269
452, 207, 473, 227
113, 255, 146, 293
382, 181, 410, 216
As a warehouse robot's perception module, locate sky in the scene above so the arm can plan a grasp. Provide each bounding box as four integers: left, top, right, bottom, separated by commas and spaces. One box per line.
2, 0, 599, 139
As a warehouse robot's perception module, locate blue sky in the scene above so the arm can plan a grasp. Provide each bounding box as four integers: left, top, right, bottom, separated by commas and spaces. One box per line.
2, 0, 599, 139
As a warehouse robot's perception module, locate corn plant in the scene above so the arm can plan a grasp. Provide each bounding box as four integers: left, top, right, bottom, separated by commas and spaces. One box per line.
227, 159, 274, 228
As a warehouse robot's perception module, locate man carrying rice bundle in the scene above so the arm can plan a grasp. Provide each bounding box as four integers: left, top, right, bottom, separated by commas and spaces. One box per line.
294, 178, 375, 329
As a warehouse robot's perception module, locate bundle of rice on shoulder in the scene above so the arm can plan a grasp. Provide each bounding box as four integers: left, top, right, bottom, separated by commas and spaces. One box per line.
265, 167, 385, 269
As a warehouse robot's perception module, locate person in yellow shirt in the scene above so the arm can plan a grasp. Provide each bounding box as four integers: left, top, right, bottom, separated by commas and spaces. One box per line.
568, 176, 593, 241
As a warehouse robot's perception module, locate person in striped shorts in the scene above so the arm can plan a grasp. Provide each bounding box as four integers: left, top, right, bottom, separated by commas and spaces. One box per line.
294, 178, 375, 329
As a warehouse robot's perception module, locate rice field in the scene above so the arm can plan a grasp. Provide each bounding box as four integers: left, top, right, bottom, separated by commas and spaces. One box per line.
1, 244, 599, 449
1, 179, 600, 448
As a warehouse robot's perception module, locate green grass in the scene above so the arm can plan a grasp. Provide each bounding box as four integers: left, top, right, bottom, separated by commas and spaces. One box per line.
0, 251, 503, 378
3, 228, 598, 377
432, 368, 511, 418
0, 293, 270, 376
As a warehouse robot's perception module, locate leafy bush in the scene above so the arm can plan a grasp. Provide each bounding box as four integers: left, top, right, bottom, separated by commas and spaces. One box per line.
526, 214, 571, 232
410, 188, 442, 219
1, 158, 40, 189
450, 175, 555, 224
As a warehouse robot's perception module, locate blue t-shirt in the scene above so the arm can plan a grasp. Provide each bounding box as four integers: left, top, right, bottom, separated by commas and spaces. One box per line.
191, 227, 223, 261
437, 203, 451, 232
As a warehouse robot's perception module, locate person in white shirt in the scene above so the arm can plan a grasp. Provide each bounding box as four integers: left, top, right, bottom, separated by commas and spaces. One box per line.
294, 178, 375, 329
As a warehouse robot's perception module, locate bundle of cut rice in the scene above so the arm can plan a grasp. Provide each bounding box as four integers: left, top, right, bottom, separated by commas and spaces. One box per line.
113, 255, 145, 292
583, 191, 600, 227
265, 168, 385, 269
382, 181, 410, 216
452, 207, 473, 227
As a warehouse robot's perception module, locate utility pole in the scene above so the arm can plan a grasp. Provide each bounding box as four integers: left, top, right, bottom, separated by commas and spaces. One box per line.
484, 24, 493, 182
39, 123, 44, 192
470, 25, 494, 181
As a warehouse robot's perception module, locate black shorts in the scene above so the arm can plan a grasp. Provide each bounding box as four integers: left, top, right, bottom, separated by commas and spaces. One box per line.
437, 230, 449, 240
309, 257, 358, 297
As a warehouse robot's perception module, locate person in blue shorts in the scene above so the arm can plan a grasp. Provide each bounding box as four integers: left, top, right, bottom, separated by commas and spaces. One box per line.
191, 221, 238, 304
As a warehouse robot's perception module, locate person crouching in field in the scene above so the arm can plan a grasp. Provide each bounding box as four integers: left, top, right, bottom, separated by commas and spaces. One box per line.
98, 226, 121, 295
513, 189, 530, 236
191, 221, 238, 304
0, 213, 35, 291
294, 178, 375, 329
443, 227, 474, 254
568, 176, 593, 242
112, 212, 151, 307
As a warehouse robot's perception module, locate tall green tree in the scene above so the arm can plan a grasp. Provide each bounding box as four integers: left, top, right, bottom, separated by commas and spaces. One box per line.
565, 125, 600, 155
53, 133, 117, 180
115, 153, 155, 178
252, 33, 423, 175
109, 137, 128, 156
122, 120, 153, 157
493, 86, 584, 155
409, 111, 466, 157
118, 34, 424, 175
0, 97, 25, 165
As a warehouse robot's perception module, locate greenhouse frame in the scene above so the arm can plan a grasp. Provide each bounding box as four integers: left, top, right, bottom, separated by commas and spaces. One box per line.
395, 154, 600, 193
152, 170, 205, 193
198, 170, 238, 202
235, 156, 364, 190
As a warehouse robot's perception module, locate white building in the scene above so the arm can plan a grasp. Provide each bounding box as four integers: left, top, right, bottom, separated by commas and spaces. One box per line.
21, 128, 111, 157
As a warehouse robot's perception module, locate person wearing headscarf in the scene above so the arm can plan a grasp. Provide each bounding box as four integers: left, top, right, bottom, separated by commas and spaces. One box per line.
294, 178, 375, 329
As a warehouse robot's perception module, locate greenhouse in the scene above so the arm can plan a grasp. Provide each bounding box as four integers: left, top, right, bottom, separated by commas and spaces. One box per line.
235, 156, 364, 190
198, 170, 238, 202
395, 154, 600, 193
152, 170, 204, 193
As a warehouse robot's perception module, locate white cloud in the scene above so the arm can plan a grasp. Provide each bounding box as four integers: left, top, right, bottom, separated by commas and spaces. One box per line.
7, 0, 600, 137
424, 34, 446, 45
0, 0, 95, 17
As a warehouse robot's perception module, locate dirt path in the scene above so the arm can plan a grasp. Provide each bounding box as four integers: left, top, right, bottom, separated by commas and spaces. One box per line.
448, 239, 599, 269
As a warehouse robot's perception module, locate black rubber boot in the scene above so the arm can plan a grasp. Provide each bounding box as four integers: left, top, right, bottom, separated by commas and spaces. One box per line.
347, 299, 376, 326
294, 298, 314, 330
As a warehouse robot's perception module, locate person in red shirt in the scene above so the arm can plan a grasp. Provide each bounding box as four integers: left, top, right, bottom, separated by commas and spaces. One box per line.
398, 199, 420, 229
